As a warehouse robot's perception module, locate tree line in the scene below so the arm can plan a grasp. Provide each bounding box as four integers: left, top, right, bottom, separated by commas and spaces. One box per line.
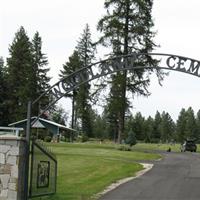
0, 27, 51, 125
90, 107, 200, 143
1, 0, 195, 144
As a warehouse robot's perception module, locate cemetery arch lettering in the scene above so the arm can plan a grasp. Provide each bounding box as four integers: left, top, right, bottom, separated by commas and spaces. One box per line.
33, 52, 200, 116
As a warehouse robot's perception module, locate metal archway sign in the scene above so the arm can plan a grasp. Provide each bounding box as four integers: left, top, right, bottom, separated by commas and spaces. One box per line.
24, 52, 200, 199
33, 52, 200, 115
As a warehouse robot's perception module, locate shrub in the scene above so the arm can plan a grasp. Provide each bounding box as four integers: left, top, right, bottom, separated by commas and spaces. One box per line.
117, 145, 132, 151
82, 135, 89, 143
44, 136, 52, 142
125, 129, 137, 147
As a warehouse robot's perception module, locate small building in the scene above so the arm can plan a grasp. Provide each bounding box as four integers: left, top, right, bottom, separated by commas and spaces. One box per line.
9, 117, 76, 142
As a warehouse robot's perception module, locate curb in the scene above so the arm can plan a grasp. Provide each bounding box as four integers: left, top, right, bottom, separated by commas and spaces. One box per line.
95, 163, 153, 199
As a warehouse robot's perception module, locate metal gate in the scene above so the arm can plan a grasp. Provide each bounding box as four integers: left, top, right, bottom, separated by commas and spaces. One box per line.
29, 140, 57, 198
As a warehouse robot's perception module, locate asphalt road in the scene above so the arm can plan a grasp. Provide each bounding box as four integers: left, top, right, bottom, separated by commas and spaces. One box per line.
99, 152, 200, 200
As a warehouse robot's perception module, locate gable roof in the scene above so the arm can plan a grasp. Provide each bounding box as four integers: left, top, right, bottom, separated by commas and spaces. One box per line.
9, 117, 76, 132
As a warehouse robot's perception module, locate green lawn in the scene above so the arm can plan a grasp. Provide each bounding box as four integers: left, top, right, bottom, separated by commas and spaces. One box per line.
134, 143, 200, 152
134, 143, 181, 152
37, 142, 160, 200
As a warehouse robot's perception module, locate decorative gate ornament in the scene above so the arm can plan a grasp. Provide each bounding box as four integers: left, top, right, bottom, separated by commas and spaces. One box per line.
37, 161, 50, 188
29, 140, 57, 198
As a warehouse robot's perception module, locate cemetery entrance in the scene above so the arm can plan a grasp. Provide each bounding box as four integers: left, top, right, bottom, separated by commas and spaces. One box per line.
24, 52, 200, 199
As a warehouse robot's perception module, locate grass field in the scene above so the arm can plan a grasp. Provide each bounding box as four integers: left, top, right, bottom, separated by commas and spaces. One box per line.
34, 142, 200, 200
134, 143, 182, 152
36, 142, 161, 200
134, 143, 200, 152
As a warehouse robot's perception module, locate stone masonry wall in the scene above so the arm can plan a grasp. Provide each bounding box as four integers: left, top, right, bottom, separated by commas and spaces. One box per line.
0, 137, 26, 200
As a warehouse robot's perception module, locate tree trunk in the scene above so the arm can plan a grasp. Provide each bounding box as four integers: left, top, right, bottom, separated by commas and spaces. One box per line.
71, 90, 76, 142
117, 71, 127, 143
117, 0, 129, 143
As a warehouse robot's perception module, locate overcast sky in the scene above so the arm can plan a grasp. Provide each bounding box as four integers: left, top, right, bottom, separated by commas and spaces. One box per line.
1, 0, 200, 120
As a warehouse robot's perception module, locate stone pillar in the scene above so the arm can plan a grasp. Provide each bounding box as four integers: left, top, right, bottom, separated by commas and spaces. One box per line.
0, 137, 26, 200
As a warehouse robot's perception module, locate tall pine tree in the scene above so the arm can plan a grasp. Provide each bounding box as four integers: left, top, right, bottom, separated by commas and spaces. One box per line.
144, 116, 154, 143
0, 57, 9, 125
196, 110, 200, 142
7, 27, 51, 121
160, 112, 175, 143
7, 26, 34, 121
176, 107, 197, 142
60, 50, 82, 130
176, 108, 187, 142
132, 112, 145, 141
152, 111, 162, 143
32, 31, 51, 116
185, 107, 197, 139
0, 57, 4, 125
75, 24, 96, 137
98, 0, 165, 143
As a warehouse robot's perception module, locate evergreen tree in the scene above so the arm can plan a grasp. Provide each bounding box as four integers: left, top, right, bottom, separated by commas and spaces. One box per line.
32, 31, 51, 115
75, 24, 96, 137
7, 26, 34, 121
132, 112, 145, 141
144, 116, 154, 143
185, 107, 197, 139
160, 112, 175, 143
105, 74, 128, 141
176, 108, 187, 142
76, 24, 96, 65
0, 58, 4, 124
176, 107, 197, 142
196, 110, 200, 142
6, 27, 51, 121
91, 110, 108, 139
98, 0, 165, 143
60, 51, 82, 130
152, 111, 162, 143
51, 105, 68, 125
125, 129, 137, 146
0, 57, 9, 125
103, 104, 119, 142
125, 115, 134, 133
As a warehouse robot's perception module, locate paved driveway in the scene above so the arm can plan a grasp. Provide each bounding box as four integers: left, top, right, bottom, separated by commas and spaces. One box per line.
99, 152, 200, 200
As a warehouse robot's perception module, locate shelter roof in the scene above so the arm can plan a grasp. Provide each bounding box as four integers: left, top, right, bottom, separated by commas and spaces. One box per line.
9, 117, 76, 132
